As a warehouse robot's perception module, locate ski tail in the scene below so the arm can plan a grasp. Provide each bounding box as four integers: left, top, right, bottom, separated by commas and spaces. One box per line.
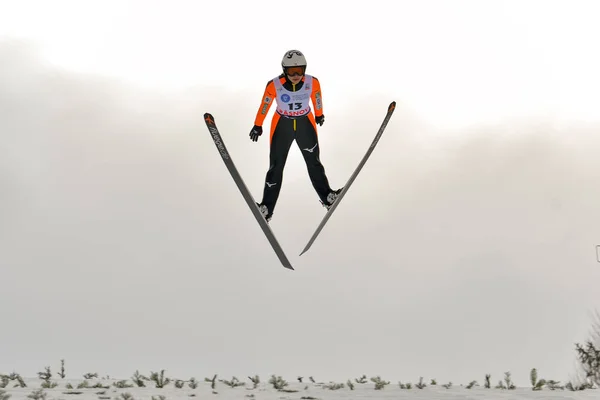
299, 101, 396, 256
204, 113, 294, 270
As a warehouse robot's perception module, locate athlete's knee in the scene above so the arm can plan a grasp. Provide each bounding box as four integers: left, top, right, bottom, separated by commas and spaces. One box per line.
302, 149, 321, 162
270, 157, 287, 169
304, 156, 324, 171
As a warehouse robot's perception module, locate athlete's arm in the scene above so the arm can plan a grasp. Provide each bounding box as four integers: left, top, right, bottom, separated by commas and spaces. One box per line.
311, 77, 324, 118
254, 79, 277, 126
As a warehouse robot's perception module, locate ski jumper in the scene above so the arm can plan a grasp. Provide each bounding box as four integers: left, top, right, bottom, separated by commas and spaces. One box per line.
253, 74, 333, 215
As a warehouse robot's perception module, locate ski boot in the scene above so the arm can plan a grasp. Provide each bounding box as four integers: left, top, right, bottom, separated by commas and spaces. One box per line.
256, 202, 272, 223
321, 188, 344, 211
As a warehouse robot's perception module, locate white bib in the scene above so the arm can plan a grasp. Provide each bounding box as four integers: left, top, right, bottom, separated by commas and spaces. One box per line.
273, 75, 313, 118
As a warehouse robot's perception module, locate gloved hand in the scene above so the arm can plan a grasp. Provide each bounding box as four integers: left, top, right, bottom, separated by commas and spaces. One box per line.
315, 115, 325, 126
249, 125, 262, 142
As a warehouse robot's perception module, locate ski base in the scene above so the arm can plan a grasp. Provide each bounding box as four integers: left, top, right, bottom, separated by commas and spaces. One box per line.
300, 101, 397, 256
204, 113, 294, 270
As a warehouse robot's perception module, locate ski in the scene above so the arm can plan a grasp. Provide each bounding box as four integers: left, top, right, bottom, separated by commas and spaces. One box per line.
204, 113, 294, 270
299, 101, 397, 256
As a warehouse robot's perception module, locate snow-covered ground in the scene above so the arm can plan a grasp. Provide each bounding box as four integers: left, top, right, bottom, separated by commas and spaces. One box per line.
1, 376, 597, 400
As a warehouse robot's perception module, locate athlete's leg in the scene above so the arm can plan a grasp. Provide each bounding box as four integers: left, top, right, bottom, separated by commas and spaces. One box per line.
294, 114, 337, 205
259, 115, 295, 219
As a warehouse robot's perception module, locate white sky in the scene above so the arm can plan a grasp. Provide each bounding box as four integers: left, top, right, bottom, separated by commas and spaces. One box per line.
1, 0, 600, 388
1, 0, 600, 127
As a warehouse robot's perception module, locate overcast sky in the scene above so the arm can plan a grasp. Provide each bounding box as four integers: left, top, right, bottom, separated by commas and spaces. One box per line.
1, 0, 600, 387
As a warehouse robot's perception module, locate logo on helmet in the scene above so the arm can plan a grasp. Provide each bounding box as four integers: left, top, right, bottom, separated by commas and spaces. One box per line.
285, 50, 303, 59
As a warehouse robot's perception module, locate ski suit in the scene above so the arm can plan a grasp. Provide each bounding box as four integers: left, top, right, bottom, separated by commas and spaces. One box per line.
253, 74, 333, 215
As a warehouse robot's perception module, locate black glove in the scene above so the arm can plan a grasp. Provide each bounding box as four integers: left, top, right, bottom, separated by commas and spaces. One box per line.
249, 125, 262, 142
315, 115, 325, 126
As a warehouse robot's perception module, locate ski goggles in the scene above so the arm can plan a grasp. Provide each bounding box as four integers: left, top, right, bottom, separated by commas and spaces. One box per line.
284, 66, 306, 77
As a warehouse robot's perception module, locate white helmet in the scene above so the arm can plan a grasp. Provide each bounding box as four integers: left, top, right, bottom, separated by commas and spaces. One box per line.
281, 50, 307, 68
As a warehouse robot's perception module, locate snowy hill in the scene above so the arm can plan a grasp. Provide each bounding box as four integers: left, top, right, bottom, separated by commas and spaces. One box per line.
1, 373, 598, 400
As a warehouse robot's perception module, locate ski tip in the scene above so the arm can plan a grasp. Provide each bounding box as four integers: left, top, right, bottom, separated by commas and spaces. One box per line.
388, 101, 396, 112
204, 113, 215, 125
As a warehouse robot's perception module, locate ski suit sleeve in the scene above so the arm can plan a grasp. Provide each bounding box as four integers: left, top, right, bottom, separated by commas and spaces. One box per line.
253, 80, 277, 126
311, 77, 323, 118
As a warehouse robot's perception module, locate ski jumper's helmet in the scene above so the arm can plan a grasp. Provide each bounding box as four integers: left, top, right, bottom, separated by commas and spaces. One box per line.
281, 50, 307, 74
